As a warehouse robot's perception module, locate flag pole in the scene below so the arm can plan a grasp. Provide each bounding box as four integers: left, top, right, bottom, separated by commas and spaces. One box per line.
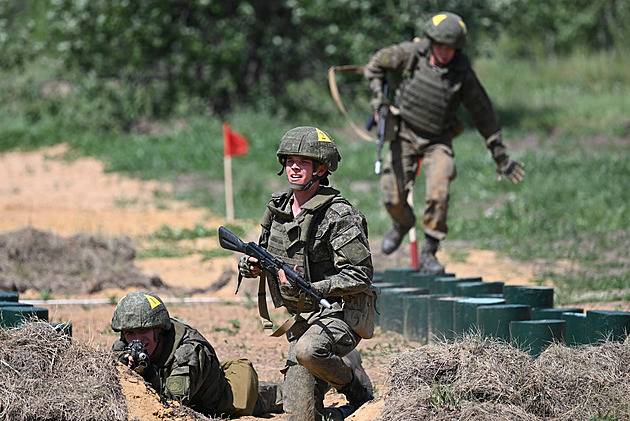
407, 186, 418, 269
222, 122, 249, 223
223, 122, 235, 223
224, 154, 234, 222
409, 157, 422, 269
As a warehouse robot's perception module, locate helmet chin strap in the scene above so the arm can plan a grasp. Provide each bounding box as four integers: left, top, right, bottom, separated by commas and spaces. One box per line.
153, 327, 163, 343
279, 157, 327, 191
288, 171, 322, 191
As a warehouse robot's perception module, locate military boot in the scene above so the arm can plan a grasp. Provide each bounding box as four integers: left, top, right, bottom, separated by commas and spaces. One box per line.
381, 222, 411, 255
337, 374, 374, 417
419, 236, 445, 275
322, 404, 354, 421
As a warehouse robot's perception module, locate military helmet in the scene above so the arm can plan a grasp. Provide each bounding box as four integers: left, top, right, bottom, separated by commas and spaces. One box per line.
111, 291, 172, 332
423, 12, 467, 49
276, 126, 341, 172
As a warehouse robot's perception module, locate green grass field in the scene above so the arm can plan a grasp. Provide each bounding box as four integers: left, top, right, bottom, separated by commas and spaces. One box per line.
1, 52, 629, 305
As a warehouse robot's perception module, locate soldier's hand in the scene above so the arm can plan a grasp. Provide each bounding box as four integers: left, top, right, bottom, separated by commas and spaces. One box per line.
496, 158, 525, 184
278, 265, 299, 285
238, 255, 261, 278
370, 90, 388, 116
118, 352, 132, 367
278, 265, 302, 297
118, 352, 145, 374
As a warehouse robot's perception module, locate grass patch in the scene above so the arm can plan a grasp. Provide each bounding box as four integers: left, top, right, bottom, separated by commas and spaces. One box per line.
148, 223, 218, 242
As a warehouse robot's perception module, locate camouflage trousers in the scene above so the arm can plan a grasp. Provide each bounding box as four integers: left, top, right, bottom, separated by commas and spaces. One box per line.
252, 381, 284, 416
380, 135, 457, 241
282, 315, 370, 421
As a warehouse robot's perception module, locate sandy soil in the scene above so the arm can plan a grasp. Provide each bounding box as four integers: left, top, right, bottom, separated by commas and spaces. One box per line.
0, 144, 575, 420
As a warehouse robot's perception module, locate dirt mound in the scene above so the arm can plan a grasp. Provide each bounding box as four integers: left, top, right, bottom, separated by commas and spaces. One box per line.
119, 365, 216, 421
0, 323, 223, 421
0, 227, 165, 294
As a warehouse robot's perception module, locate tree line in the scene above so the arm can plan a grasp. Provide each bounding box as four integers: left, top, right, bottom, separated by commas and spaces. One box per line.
1, 0, 628, 128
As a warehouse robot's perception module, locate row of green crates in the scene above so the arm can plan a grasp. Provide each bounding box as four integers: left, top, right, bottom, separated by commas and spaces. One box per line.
373, 268, 630, 356
0, 291, 72, 336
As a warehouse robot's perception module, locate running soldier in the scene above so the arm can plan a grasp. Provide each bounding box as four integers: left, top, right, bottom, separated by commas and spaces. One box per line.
365, 11, 525, 273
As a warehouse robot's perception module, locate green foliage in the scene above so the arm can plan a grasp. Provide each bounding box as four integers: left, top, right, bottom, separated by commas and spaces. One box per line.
499, 0, 630, 57
1, 0, 630, 308
429, 382, 459, 411
213, 318, 241, 335
4, 0, 629, 130
0, 0, 41, 70
149, 224, 217, 242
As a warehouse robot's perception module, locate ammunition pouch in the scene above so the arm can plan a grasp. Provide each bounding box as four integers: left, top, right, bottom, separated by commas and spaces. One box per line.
343, 286, 380, 339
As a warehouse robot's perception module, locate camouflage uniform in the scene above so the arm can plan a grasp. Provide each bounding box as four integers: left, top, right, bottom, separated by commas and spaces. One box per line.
111, 292, 282, 417
113, 318, 232, 415
364, 14, 521, 272
365, 37, 508, 241
239, 126, 374, 420
259, 186, 373, 420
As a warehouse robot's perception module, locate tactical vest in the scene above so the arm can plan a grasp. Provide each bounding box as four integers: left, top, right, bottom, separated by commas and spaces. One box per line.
397, 48, 466, 135
263, 188, 345, 313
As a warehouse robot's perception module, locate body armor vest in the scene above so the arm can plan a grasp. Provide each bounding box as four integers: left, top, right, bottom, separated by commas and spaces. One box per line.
266, 209, 315, 312
397, 52, 465, 136
263, 190, 342, 313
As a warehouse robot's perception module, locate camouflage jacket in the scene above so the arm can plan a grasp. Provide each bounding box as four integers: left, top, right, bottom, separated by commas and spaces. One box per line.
258, 186, 373, 319
364, 38, 508, 162
113, 319, 231, 416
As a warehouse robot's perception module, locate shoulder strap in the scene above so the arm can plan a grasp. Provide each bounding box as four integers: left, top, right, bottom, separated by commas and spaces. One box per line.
258, 272, 305, 337
402, 40, 424, 81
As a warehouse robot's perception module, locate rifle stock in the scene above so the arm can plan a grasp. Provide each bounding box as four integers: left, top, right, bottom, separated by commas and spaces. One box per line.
218, 226, 248, 254
218, 226, 332, 309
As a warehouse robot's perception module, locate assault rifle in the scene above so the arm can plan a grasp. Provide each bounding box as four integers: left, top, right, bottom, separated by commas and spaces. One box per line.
218, 226, 332, 309
120, 339, 149, 373
366, 82, 389, 175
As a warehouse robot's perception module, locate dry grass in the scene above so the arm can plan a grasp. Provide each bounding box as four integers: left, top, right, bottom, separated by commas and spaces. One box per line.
0, 227, 164, 294
0, 322, 127, 420
2, 323, 629, 420
382, 334, 630, 420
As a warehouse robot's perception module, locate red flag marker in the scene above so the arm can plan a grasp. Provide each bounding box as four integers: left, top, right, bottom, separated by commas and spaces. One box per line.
223, 122, 249, 157
223, 123, 249, 222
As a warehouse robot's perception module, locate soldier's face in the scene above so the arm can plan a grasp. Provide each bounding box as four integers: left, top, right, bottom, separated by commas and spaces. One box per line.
430, 43, 456, 67
286, 155, 318, 185
123, 327, 162, 359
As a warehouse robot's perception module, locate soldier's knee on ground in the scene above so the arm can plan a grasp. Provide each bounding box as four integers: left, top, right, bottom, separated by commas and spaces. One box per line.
283, 363, 326, 421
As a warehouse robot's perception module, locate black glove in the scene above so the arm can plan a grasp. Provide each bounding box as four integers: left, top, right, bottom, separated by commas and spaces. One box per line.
370, 89, 389, 115
496, 156, 525, 184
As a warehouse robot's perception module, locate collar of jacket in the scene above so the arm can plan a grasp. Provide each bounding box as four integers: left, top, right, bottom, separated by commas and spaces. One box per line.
267, 187, 340, 221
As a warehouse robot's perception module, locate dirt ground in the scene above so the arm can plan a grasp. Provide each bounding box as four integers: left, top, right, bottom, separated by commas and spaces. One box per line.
0, 144, 590, 420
